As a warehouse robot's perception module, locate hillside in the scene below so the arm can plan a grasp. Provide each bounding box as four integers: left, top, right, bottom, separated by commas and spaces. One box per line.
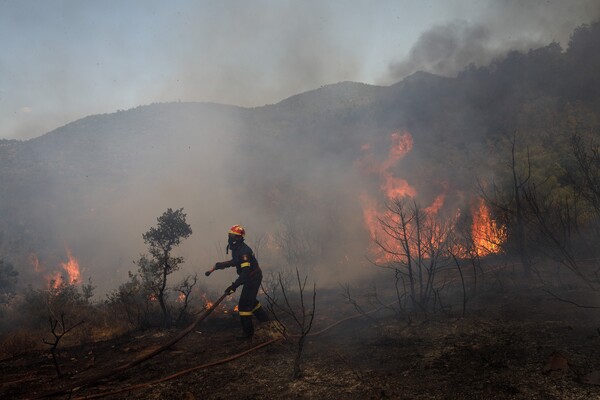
0, 22, 599, 292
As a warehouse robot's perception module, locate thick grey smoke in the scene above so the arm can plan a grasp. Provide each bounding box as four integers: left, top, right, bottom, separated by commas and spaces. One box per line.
387, 21, 500, 81
385, 0, 600, 82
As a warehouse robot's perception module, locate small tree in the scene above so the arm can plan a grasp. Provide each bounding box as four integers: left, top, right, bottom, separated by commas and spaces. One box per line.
135, 208, 192, 327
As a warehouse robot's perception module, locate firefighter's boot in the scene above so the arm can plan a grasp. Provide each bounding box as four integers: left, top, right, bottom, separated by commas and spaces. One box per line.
237, 316, 254, 340
254, 305, 270, 323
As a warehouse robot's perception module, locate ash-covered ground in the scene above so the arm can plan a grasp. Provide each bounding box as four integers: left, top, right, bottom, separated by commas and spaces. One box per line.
2, 274, 600, 400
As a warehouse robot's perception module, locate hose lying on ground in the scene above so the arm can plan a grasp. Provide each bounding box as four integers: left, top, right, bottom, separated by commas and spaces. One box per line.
39, 294, 390, 398
37, 293, 229, 398
71, 337, 282, 400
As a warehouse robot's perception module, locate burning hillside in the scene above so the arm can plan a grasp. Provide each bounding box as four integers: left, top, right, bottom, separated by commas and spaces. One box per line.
357, 130, 506, 264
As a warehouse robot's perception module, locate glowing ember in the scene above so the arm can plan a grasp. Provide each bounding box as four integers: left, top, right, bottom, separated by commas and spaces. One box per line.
199, 293, 216, 310
177, 292, 186, 302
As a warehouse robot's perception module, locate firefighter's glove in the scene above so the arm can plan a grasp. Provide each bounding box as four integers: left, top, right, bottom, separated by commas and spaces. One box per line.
224, 284, 237, 295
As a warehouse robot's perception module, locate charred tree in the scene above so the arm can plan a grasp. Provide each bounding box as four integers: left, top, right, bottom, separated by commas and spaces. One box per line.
479, 133, 533, 279
263, 268, 316, 379
374, 199, 453, 317
174, 273, 198, 324
43, 312, 84, 377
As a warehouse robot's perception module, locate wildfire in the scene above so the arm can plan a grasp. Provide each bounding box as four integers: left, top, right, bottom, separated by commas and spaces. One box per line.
471, 199, 506, 256
358, 131, 436, 262
358, 130, 505, 262
60, 247, 81, 284
32, 247, 83, 289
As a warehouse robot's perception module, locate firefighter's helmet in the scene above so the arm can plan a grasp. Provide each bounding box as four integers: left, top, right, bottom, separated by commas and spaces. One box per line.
228, 224, 246, 237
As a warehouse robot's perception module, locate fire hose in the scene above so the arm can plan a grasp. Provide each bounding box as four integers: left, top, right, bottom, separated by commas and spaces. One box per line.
67, 306, 388, 399
70, 337, 282, 400
37, 292, 230, 398
38, 284, 391, 398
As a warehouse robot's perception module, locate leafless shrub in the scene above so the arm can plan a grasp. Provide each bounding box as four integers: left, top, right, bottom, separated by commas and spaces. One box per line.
43, 312, 84, 377
263, 268, 316, 379
174, 273, 198, 325
372, 199, 455, 318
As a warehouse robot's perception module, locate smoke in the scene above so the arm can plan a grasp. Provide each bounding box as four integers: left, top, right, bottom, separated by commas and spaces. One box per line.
385, 0, 600, 82
4, 1, 600, 297
387, 21, 500, 83
134, 1, 364, 109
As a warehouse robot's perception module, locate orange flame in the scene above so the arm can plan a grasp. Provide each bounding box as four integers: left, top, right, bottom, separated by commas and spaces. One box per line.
48, 271, 64, 289
358, 131, 505, 262
60, 247, 81, 284
424, 194, 446, 216
471, 199, 506, 256
358, 131, 430, 262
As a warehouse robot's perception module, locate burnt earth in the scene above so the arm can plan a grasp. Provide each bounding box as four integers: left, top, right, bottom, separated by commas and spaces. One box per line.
2, 288, 600, 399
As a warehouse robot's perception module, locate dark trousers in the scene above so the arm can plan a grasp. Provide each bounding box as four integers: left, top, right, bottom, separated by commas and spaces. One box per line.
238, 272, 269, 336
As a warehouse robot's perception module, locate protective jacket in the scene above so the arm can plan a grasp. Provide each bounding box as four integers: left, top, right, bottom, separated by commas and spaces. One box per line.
215, 242, 261, 289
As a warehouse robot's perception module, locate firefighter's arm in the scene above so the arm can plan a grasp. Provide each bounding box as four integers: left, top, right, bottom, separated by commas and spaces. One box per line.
215, 260, 235, 270
231, 254, 252, 288
206, 260, 235, 276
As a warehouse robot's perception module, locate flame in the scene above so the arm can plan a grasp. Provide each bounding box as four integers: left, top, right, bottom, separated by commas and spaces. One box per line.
177, 292, 186, 303
29, 253, 42, 272
40, 247, 83, 289
48, 271, 64, 289
233, 305, 239, 312
381, 172, 417, 199
357, 130, 505, 262
383, 131, 413, 170
199, 293, 215, 310
471, 199, 506, 256
424, 193, 446, 216
60, 247, 81, 284
357, 131, 426, 262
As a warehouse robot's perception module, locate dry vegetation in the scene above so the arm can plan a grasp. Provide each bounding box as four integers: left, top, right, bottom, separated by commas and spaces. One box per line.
2, 260, 600, 399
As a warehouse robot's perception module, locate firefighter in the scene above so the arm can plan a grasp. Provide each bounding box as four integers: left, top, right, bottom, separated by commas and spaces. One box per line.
206, 224, 270, 339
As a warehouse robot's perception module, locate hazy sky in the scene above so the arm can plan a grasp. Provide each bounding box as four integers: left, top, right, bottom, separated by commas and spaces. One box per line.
1, 0, 599, 140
